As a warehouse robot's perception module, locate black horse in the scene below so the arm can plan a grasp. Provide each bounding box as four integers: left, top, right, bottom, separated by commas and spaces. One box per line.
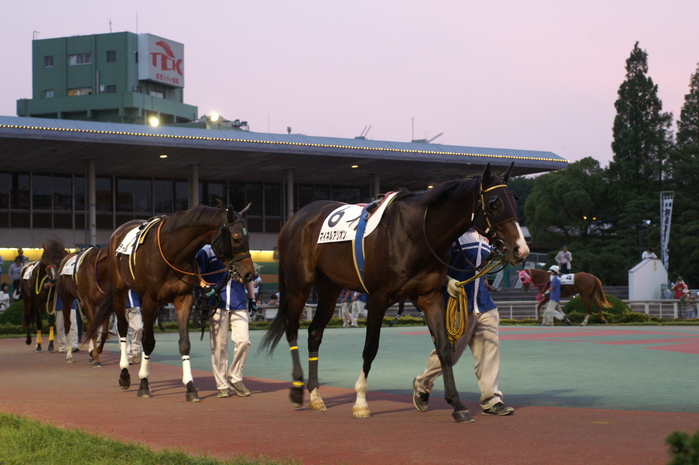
261, 163, 529, 422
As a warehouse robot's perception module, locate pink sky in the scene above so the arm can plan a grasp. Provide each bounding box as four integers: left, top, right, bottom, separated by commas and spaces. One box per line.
2, 1, 698, 167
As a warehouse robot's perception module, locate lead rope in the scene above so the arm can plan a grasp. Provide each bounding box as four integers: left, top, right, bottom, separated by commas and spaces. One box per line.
446, 256, 504, 346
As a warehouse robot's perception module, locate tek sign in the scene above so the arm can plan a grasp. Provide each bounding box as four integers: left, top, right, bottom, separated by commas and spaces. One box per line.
138, 34, 184, 88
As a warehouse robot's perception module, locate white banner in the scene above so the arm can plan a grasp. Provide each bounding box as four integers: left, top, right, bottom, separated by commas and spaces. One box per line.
138, 34, 185, 88
660, 191, 674, 271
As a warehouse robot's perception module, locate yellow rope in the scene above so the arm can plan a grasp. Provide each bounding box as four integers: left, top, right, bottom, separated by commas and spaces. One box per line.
446, 256, 504, 345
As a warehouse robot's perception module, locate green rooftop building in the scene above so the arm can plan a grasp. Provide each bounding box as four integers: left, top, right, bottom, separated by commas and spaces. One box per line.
16, 32, 198, 125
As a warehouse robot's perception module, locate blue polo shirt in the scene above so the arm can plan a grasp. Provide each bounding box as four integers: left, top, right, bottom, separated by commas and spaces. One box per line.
447, 229, 497, 314
196, 245, 247, 311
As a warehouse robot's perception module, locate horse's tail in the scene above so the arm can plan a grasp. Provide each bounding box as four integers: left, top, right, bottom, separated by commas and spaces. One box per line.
85, 290, 114, 342
593, 276, 613, 308
259, 266, 289, 355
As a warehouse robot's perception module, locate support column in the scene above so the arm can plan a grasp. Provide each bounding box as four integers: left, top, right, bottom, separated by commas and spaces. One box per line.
189, 163, 200, 208
286, 169, 294, 221
86, 158, 97, 246
372, 173, 381, 199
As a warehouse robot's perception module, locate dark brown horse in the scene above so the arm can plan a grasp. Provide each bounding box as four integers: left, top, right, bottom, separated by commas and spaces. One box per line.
518, 268, 613, 325
261, 164, 529, 423
57, 247, 110, 366
21, 238, 68, 352
86, 204, 255, 402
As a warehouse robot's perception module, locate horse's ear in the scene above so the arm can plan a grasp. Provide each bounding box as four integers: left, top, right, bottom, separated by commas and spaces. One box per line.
502, 162, 514, 183
480, 163, 492, 188
239, 202, 252, 216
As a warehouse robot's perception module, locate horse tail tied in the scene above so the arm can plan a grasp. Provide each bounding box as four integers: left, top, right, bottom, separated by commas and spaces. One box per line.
259, 266, 289, 355
594, 276, 613, 308
85, 290, 115, 341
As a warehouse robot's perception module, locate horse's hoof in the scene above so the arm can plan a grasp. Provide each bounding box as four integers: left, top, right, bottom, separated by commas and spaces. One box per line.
89, 356, 94, 364
119, 369, 131, 390
352, 406, 371, 418
65, 358, 73, 364
137, 389, 152, 398
185, 381, 200, 402
35, 346, 42, 353
452, 410, 475, 423
309, 399, 327, 412
290, 387, 304, 408
93, 361, 102, 368
48, 343, 55, 353
25, 338, 31, 346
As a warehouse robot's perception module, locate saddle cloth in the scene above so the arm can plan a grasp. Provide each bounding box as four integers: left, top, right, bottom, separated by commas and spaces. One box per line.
560, 274, 575, 285
60, 247, 94, 276
318, 192, 398, 244
116, 218, 161, 255
21, 261, 39, 280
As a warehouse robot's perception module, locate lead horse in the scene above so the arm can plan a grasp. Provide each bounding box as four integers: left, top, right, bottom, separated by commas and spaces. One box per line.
86, 204, 255, 402
518, 268, 613, 325
57, 247, 111, 365
261, 164, 529, 423
21, 238, 68, 352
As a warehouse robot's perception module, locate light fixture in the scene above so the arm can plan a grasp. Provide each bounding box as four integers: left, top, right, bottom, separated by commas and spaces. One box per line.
210, 112, 220, 122
427, 185, 434, 189
159, 154, 168, 159
351, 164, 359, 168
149, 116, 160, 127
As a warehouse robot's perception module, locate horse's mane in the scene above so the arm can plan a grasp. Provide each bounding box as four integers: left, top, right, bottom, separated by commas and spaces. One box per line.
415, 176, 481, 206
41, 237, 68, 264
161, 204, 224, 233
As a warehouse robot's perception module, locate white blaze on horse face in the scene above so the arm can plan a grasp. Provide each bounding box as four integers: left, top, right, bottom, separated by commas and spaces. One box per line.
515, 222, 530, 260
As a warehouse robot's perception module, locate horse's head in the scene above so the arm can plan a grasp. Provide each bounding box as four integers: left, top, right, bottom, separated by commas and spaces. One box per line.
472, 163, 529, 265
40, 238, 68, 286
518, 269, 533, 291
211, 204, 256, 283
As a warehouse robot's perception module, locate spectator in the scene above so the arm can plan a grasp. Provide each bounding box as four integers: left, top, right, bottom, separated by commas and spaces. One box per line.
642, 248, 658, 260
8, 256, 23, 300
125, 290, 143, 365
555, 245, 572, 274
339, 288, 353, 328
17, 248, 29, 265
350, 292, 367, 327
0, 283, 10, 312
672, 277, 689, 299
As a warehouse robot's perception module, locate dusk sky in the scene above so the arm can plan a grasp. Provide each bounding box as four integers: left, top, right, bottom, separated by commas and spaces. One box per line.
2, 1, 699, 167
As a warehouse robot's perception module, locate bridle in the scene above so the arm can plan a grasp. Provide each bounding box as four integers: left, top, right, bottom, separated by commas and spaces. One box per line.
518, 269, 549, 302
422, 181, 517, 274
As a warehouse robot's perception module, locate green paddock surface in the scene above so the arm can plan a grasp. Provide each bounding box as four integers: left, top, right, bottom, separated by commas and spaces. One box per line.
1, 325, 698, 464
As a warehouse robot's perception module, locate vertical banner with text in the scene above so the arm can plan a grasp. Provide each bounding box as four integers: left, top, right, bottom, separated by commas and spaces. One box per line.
660, 191, 674, 271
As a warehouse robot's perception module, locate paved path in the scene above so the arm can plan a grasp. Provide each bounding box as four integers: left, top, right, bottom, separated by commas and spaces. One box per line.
1, 325, 698, 464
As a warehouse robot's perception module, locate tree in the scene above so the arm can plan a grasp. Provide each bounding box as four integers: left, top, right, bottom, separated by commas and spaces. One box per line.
507, 176, 535, 226
524, 157, 608, 245
608, 42, 673, 196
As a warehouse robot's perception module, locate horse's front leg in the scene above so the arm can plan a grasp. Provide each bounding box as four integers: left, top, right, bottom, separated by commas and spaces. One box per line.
351, 295, 389, 419
174, 294, 200, 402
418, 293, 472, 423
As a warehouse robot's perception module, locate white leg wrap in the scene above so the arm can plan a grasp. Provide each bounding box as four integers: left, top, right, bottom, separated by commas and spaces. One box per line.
139, 354, 151, 379
182, 356, 194, 386
119, 338, 129, 370
88, 339, 95, 352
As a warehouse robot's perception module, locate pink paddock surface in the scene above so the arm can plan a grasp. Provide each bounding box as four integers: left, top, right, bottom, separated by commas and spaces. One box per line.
0, 337, 695, 465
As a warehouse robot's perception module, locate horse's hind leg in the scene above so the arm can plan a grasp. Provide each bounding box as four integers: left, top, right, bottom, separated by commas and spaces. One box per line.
284, 285, 313, 408
306, 278, 343, 412
47, 313, 55, 353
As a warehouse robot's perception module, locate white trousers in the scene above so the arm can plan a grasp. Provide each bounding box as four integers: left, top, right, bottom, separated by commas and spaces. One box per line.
55, 309, 78, 350
542, 300, 565, 326
125, 306, 143, 356
350, 300, 364, 326
341, 302, 352, 327
209, 308, 251, 390
415, 310, 504, 410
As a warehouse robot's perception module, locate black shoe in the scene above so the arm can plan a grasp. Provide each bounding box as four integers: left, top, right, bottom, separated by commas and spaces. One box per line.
563, 316, 571, 326
482, 402, 514, 416
412, 377, 429, 412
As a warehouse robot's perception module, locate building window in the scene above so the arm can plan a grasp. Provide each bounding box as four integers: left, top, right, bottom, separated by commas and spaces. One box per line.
106, 50, 116, 62
67, 87, 92, 96
68, 53, 92, 66
44, 56, 54, 68
105, 85, 116, 93
44, 89, 54, 98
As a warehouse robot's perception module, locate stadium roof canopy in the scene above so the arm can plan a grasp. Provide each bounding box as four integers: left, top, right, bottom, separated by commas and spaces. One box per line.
0, 116, 567, 189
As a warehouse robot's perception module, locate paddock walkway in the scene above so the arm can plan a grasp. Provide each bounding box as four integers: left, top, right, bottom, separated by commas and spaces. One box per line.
1, 325, 698, 464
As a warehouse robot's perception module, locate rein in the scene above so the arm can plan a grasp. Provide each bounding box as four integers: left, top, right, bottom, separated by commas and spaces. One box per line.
518, 269, 549, 302
93, 248, 107, 295
446, 255, 504, 345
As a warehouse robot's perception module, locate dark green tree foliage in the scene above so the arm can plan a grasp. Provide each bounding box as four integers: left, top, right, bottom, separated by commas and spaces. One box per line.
666, 430, 699, 465
609, 42, 673, 197
525, 157, 607, 244
507, 176, 534, 226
